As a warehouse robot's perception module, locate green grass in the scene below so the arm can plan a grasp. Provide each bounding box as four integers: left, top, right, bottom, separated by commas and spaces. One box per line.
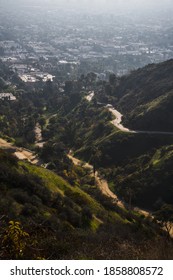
20, 162, 65, 194
19, 162, 104, 214
18, 159, 144, 227
144, 94, 169, 113
151, 150, 161, 167
90, 216, 102, 232
151, 145, 173, 168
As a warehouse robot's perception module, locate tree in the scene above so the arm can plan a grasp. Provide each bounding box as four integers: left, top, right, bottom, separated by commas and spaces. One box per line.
109, 73, 117, 85
64, 81, 73, 94
154, 204, 173, 238
90, 146, 102, 176
0, 77, 6, 89
81, 207, 92, 228
2, 221, 29, 259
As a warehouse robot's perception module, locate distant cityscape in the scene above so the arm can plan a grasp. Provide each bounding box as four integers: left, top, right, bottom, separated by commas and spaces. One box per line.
0, 5, 173, 83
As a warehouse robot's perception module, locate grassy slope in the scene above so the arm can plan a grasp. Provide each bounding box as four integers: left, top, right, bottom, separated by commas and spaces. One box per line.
0, 150, 126, 229
2, 150, 173, 260
20, 162, 104, 215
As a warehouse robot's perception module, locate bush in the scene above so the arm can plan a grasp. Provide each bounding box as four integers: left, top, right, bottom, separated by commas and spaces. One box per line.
21, 203, 38, 217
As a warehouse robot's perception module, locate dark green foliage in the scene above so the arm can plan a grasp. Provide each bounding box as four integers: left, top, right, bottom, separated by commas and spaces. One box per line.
106, 59, 173, 131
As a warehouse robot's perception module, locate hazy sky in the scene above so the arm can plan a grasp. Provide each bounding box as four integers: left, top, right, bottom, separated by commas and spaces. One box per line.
1, 0, 173, 14
22, 0, 172, 7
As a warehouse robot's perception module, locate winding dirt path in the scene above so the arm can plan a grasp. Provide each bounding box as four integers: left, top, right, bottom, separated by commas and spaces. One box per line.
68, 153, 125, 209
85, 90, 173, 135
108, 106, 173, 135
68, 153, 155, 218
109, 107, 136, 133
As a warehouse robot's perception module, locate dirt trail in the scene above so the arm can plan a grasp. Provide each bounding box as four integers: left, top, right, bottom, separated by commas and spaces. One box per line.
85, 90, 173, 135
109, 107, 136, 133
0, 138, 12, 148
68, 153, 124, 208
68, 153, 155, 218
108, 106, 173, 135
35, 123, 45, 148
0, 138, 40, 164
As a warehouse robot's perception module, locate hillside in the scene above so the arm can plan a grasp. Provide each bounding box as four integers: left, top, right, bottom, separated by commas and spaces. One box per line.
1, 149, 173, 260
1, 59, 173, 260
114, 59, 173, 131
101, 144, 173, 209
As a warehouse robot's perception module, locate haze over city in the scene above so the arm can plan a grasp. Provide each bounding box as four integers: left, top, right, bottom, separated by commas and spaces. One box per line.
1, 0, 173, 14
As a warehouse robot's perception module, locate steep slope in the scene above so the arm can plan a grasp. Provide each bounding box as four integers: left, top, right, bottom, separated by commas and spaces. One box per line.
0, 149, 106, 229
1, 149, 173, 260
114, 59, 173, 131
103, 144, 173, 210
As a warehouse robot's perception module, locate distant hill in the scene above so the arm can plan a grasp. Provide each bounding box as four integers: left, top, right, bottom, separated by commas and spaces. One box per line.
115, 59, 173, 131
